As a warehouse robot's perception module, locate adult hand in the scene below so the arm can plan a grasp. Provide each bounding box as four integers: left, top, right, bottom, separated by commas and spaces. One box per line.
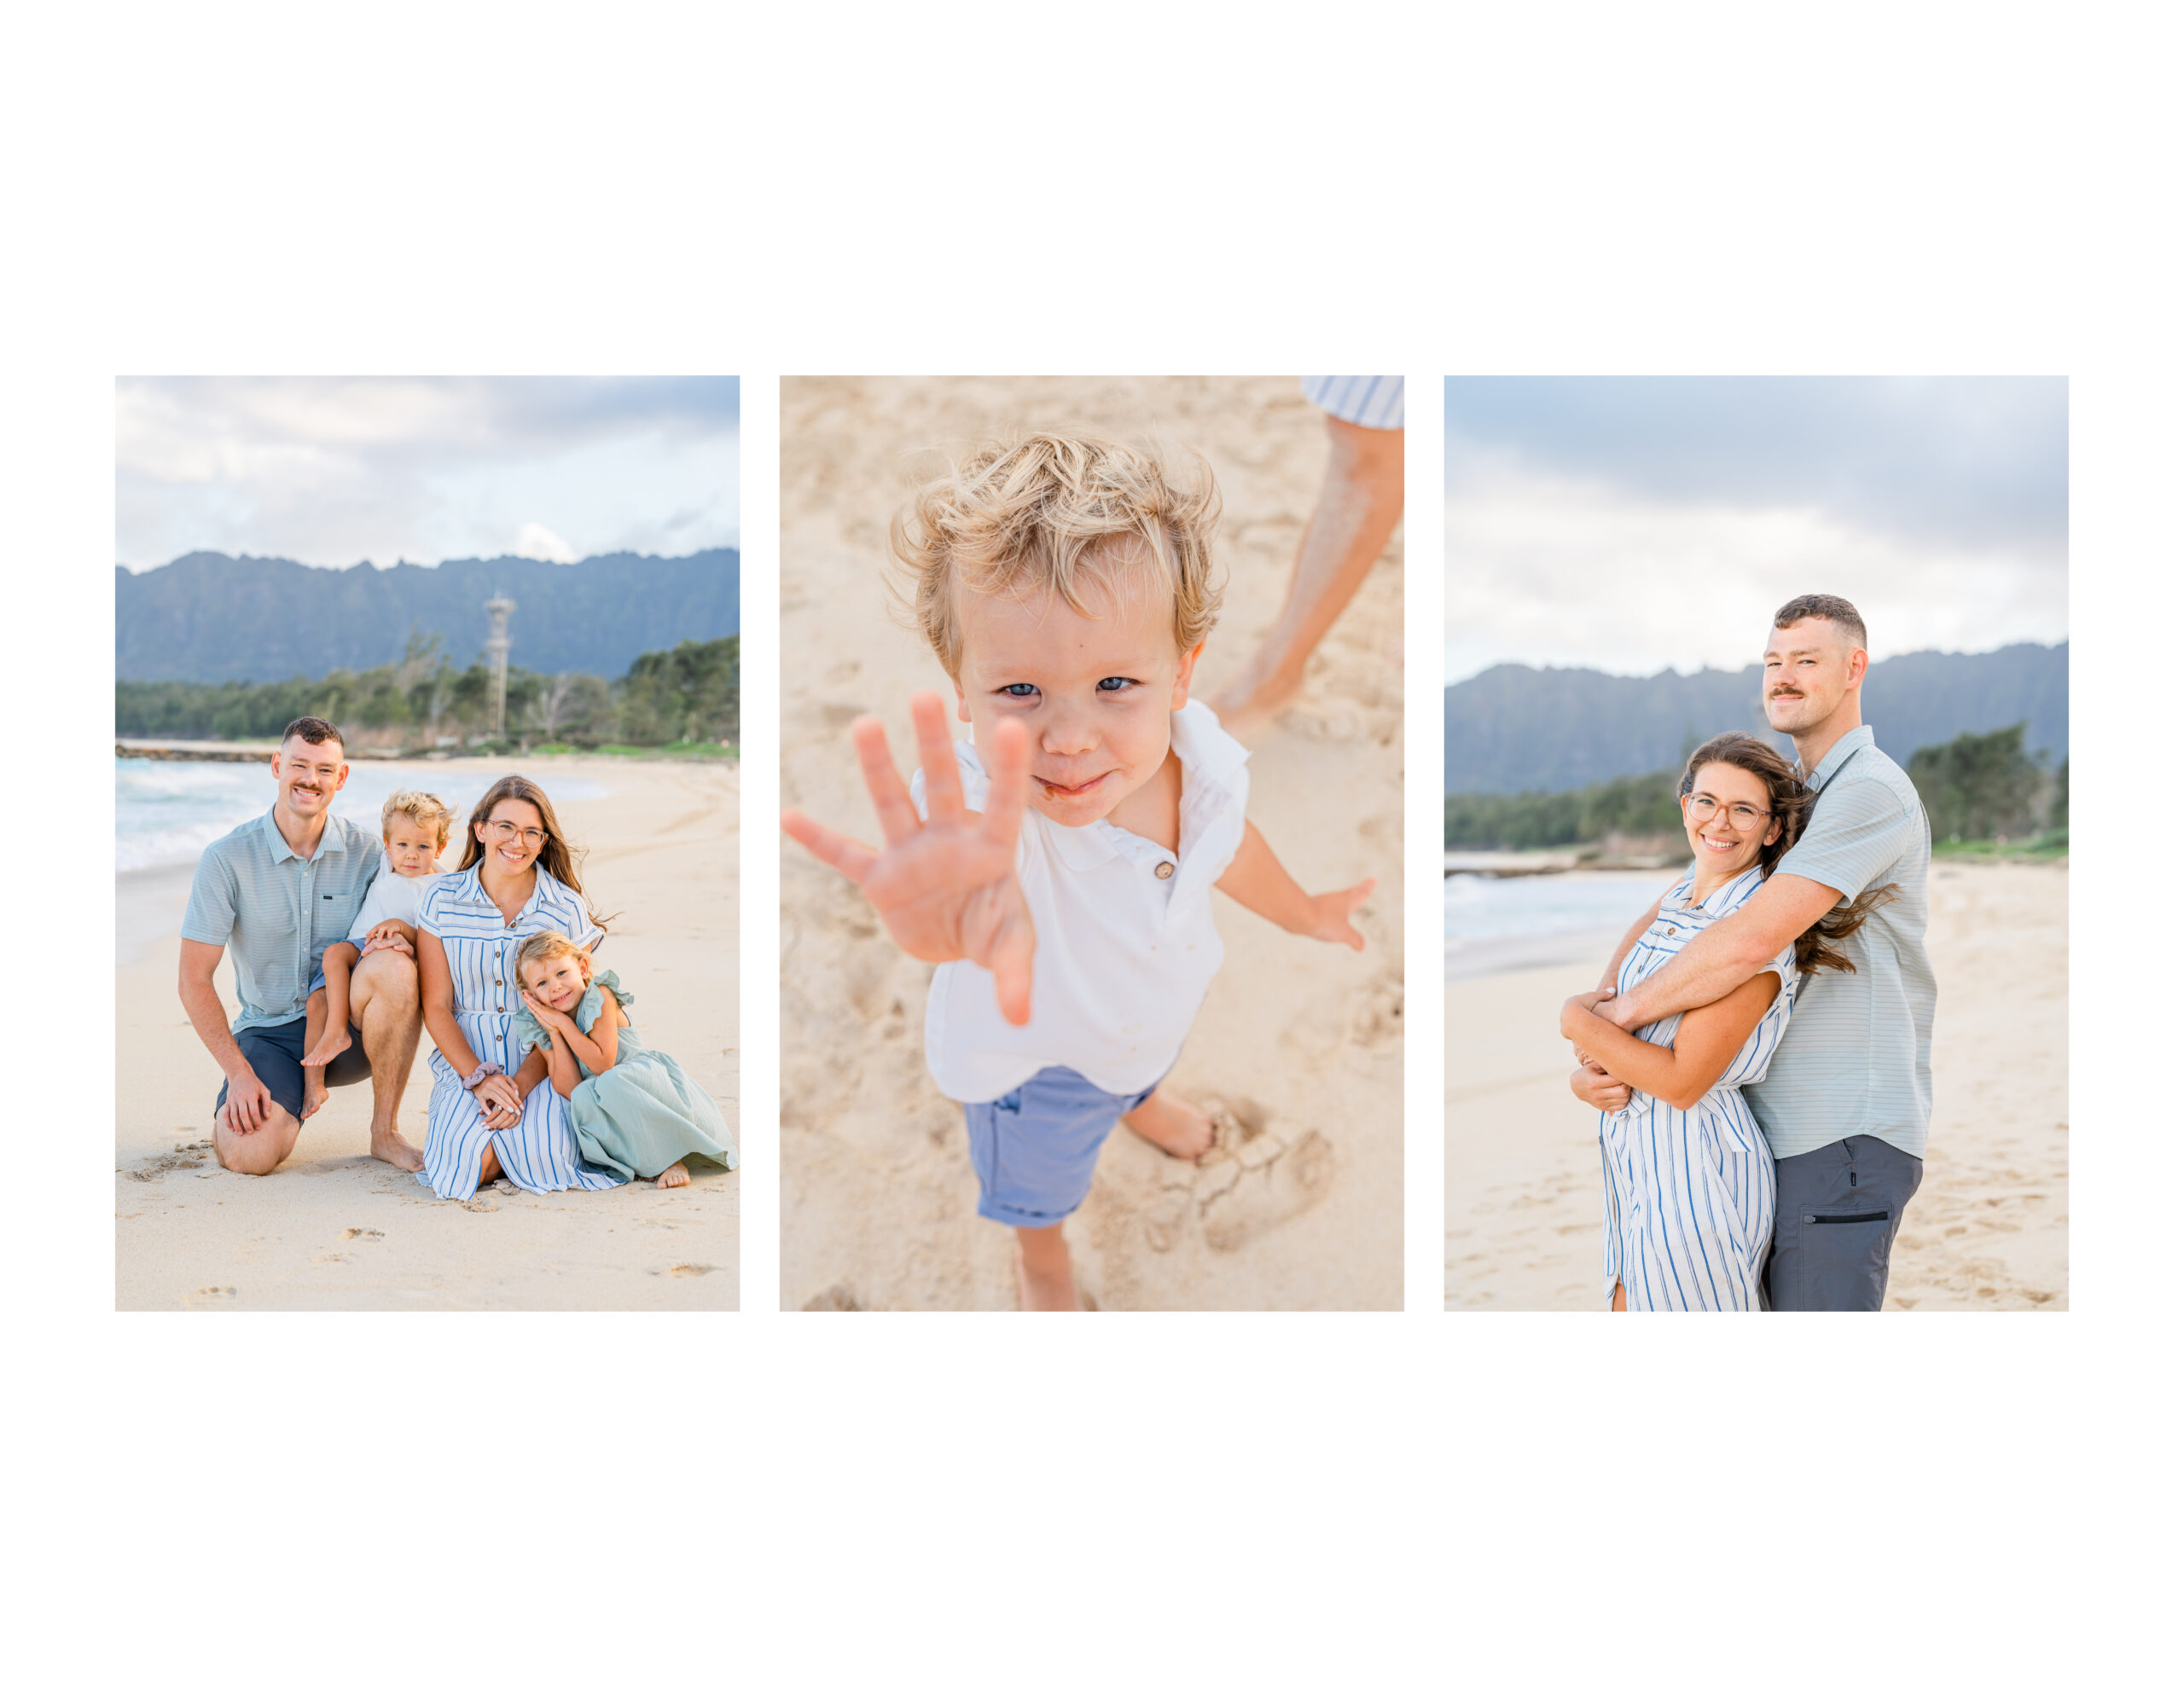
220, 1064, 274, 1134
1594, 990, 1644, 1032
1301, 878, 1376, 950
1570, 1056, 1629, 1113
781, 693, 1037, 1026
1559, 988, 1613, 1041
473, 1073, 523, 1128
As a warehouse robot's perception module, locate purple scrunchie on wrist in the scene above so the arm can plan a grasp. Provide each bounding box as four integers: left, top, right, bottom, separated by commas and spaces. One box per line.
462, 1060, 503, 1092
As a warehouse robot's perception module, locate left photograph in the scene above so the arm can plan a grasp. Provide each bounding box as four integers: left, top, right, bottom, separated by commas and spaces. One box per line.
115, 377, 741, 1309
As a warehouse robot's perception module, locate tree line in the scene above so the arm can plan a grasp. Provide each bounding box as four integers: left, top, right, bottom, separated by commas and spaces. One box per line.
116, 632, 738, 751
1446, 722, 2067, 852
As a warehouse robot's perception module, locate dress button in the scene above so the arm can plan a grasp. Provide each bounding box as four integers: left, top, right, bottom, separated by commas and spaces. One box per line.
1154, 861, 1175, 879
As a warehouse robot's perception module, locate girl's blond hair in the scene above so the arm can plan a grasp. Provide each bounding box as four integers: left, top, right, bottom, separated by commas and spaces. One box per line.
890, 428, 1223, 678
382, 789, 456, 856
514, 930, 588, 983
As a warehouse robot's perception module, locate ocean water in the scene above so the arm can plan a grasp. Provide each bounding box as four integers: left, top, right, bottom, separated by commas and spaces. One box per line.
114, 759, 609, 875
1444, 867, 1684, 979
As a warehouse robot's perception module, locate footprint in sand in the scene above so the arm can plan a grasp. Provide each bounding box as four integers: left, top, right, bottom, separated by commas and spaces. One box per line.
125, 1143, 212, 1181
342, 1228, 385, 1241
1141, 1098, 1336, 1253
1350, 968, 1404, 1050
656, 1263, 717, 1278
188, 1287, 236, 1301
803, 1282, 863, 1311
461, 1197, 496, 1214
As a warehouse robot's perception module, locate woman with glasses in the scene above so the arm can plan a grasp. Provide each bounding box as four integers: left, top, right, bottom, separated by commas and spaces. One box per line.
1556, 733, 1860, 1310
412, 775, 624, 1199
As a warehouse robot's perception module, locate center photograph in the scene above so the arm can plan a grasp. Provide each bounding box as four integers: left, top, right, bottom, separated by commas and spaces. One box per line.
780, 375, 1405, 1311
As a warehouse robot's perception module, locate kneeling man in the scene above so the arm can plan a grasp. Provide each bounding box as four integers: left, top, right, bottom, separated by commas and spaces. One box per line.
177, 716, 425, 1174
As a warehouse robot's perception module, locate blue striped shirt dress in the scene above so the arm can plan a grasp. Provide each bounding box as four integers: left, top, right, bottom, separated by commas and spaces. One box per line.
415, 864, 621, 1201
1599, 866, 1798, 1311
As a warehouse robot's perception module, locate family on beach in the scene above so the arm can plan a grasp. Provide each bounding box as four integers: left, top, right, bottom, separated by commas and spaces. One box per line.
1560, 594, 1934, 1313
177, 720, 736, 1197
784, 424, 1382, 1310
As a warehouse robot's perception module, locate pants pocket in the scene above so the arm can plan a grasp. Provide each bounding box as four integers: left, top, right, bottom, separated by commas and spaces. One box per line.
1792, 1205, 1896, 1310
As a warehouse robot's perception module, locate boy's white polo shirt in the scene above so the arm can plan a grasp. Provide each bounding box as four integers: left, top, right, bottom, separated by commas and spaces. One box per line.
910, 699, 1251, 1104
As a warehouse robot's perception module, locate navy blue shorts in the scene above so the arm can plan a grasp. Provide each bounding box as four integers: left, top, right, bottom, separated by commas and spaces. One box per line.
213, 1015, 372, 1125
961, 1065, 1161, 1230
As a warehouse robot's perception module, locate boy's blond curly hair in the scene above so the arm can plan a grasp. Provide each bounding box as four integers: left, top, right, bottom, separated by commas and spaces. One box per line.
890, 428, 1223, 678
381, 789, 456, 855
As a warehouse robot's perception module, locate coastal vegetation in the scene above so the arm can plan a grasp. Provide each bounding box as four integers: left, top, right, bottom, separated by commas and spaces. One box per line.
116, 633, 738, 755
1448, 721, 2066, 858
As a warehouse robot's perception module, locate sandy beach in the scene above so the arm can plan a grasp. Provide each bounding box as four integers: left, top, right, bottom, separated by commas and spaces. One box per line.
1445, 859, 2068, 1311
115, 755, 739, 1310
780, 376, 1404, 1310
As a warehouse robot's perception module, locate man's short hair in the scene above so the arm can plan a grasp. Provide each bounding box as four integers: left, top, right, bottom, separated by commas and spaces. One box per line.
1774, 593, 1867, 652
281, 716, 346, 755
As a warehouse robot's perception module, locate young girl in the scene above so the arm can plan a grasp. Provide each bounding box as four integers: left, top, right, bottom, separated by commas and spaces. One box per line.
301, 790, 454, 1118
512, 931, 738, 1188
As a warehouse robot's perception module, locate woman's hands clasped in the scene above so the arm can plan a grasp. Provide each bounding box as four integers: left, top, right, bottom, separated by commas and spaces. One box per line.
782, 692, 1037, 1026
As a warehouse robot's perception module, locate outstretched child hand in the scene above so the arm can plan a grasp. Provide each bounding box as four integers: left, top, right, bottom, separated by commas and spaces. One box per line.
782, 692, 1038, 1025
1301, 878, 1377, 951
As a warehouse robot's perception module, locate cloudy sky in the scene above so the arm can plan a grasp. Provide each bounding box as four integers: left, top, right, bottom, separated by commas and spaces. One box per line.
1445, 377, 2067, 682
116, 377, 740, 571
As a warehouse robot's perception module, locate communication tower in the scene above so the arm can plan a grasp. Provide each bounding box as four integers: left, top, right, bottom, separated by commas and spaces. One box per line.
484, 594, 516, 739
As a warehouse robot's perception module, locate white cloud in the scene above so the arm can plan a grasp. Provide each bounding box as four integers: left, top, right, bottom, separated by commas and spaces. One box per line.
513, 522, 578, 563
1446, 459, 2068, 681
115, 377, 740, 571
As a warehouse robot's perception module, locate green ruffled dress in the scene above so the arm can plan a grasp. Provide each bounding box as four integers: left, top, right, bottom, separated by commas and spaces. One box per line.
514, 971, 739, 1183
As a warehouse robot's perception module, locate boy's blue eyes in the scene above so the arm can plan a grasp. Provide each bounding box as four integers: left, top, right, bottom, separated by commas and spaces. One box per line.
996, 679, 1137, 698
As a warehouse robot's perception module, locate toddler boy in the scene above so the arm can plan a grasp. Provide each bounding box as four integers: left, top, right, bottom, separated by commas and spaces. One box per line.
786, 429, 1374, 1310
301, 790, 453, 1118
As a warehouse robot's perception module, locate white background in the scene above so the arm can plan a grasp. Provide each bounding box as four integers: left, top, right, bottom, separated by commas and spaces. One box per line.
11, 3, 2170, 1681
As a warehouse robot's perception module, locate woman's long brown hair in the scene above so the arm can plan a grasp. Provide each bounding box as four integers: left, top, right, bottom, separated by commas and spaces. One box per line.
457, 774, 611, 930
1680, 732, 1893, 976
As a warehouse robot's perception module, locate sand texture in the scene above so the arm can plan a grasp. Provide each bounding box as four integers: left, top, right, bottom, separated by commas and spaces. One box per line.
115, 757, 739, 1310
1445, 860, 2067, 1311
781, 376, 1403, 1310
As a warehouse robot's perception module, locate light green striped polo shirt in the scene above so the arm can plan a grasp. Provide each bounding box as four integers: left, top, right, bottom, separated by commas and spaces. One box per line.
180, 809, 383, 1032
1748, 726, 1937, 1161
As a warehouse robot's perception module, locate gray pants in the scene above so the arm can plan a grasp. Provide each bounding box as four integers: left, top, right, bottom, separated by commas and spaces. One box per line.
1765, 1134, 1924, 1312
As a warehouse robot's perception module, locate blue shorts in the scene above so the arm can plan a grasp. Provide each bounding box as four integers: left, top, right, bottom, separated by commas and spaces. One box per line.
213, 1013, 372, 1125
962, 1066, 1162, 1230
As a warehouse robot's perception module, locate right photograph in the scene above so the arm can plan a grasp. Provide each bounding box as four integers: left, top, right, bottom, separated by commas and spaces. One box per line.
1443, 377, 2068, 1312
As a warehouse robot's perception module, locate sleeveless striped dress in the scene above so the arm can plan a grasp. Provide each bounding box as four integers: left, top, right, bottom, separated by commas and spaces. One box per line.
415, 864, 621, 1200
1600, 865, 1797, 1311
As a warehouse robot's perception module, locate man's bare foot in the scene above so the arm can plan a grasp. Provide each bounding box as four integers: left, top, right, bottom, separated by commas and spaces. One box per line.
370, 1128, 425, 1173
301, 1073, 328, 1120
1014, 1226, 1080, 1311
655, 1162, 691, 1188
1121, 1090, 1215, 1162
301, 1023, 351, 1070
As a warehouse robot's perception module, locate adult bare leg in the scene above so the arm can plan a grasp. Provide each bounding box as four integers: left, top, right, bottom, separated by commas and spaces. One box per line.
1208, 415, 1405, 739
349, 948, 425, 1172
213, 1103, 302, 1176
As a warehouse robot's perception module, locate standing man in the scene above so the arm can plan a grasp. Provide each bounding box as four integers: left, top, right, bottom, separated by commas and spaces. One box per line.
178, 717, 426, 1175
1576, 594, 1935, 1310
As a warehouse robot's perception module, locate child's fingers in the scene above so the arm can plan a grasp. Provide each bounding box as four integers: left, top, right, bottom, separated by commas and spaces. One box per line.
781, 809, 880, 884
910, 692, 966, 826
991, 923, 1036, 1027
849, 716, 921, 844
1349, 876, 1377, 907
979, 716, 1032, 849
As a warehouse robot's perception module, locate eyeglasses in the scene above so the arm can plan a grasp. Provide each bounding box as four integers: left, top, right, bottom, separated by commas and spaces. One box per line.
485, 820, 546, 848
1684, 794, 1772, 832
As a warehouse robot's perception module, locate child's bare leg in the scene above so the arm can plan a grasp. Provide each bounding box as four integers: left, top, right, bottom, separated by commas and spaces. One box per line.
299, 990, 332, 1117
303, 953, 354, 1069
1014, 1223, 1079, 1311
1120, 1089, 1214, 1162
655, 1159, 690, 1188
